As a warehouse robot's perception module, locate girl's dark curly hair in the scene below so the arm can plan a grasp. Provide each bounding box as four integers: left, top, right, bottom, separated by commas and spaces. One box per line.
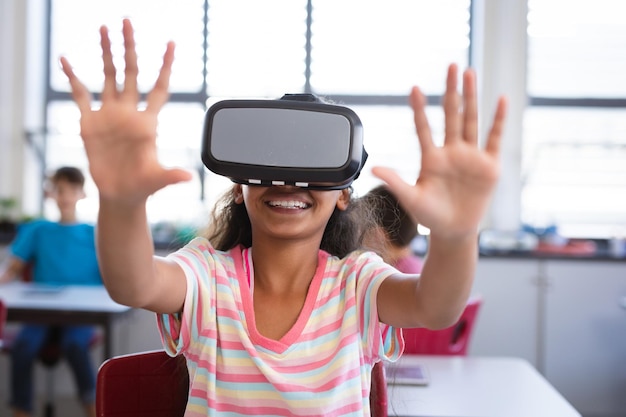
204, 185, 376, 258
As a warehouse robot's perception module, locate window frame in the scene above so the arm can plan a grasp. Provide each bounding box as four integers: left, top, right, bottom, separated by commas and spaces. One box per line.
38, 0, 474, 220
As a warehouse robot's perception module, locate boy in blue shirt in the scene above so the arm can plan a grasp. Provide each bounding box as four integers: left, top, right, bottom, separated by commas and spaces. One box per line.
0, 166, 101, 417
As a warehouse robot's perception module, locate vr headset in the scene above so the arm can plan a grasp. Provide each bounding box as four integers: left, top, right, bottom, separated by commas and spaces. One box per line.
201, 94, 367, 190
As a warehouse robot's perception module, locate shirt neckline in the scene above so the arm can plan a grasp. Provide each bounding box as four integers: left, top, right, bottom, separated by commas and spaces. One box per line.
235, 246, 327, 354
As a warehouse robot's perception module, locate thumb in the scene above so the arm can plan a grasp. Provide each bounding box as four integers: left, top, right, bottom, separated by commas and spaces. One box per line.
159, 168, 194, 188
371, 166, 414, 197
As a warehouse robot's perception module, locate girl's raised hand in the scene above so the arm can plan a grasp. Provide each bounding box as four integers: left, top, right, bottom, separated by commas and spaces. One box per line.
60, 19, 192, 205
372, 64, 507, 241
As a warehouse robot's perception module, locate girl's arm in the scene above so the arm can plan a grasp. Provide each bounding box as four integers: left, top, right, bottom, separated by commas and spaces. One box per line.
376, 236, 477, 329
374, 64, 507, 329
61, 19, 191, 313
95, 200, 187, 313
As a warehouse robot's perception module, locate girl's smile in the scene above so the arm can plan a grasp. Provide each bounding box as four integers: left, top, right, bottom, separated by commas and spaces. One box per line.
241, 185, 347, 214
266, 199, 311, 210
238, 184, 349, 242
263, 190, 313, 212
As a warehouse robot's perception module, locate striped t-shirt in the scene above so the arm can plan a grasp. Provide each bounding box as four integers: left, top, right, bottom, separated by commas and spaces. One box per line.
158, 237, 403, 416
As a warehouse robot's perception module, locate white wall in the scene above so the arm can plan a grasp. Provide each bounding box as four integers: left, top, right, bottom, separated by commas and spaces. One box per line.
0, 0, 27, 212
0, 0, 48, 217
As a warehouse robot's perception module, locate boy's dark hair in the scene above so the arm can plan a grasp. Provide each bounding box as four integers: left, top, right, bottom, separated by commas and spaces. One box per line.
205, 185, 374, 258
50, 166, 85, 187
362, 185, 417, 247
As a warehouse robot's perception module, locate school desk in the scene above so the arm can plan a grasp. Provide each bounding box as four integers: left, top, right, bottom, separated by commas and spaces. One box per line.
386, 355, 581, 417
0, 281, 132, 360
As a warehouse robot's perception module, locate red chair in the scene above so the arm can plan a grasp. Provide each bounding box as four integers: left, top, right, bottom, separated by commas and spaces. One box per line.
97, 349, 389, 417
0, 299, 7, 348
402, 296, 483, 356
96, 350, 189, 417
369, 361, 388, 417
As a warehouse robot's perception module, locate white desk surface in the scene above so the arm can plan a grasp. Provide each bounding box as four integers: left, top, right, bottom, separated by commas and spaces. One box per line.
386, 355, 581, 417
0, 281, 129, 313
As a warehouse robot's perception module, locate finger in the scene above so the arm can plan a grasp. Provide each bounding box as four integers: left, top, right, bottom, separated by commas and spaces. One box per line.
462, 68, 478, 145
122, 19, 139, 99
484, 96, 508, 157
146, 41, 175, 112
443, 63, 462, 145
410, 86, 435, 153
60, 57, 93, 114
100, 25, 118, 101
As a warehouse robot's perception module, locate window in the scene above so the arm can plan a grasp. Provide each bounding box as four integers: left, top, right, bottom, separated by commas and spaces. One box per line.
41, 0, 471, 228
46, 0, 208, 224
523, 0, 626, 238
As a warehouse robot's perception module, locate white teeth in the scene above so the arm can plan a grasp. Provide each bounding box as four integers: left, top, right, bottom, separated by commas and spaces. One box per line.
267, 200, 309, 209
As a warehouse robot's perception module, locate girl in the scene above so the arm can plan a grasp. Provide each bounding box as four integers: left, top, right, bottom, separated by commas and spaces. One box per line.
61, 19, 506, 417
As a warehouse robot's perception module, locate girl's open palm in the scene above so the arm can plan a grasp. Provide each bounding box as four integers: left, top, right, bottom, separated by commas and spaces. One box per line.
373, 64, 507, 240
60, 19, 191, 205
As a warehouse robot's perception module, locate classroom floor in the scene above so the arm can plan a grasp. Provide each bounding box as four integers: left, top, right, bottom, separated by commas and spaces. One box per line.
0, 395, 85, 417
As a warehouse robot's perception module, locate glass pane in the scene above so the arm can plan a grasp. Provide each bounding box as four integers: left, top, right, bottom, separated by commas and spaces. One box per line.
310, 0, 470, 95
521, 107, 626, 238
156, 103, 205, 154
527, 0, 626, 97
45, 102, 87, 174
202, 170, 239, 214
350, 105, 444, 197
50, 0, 205, 93
206, 0, 308, 97
45, 102, 97, 223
